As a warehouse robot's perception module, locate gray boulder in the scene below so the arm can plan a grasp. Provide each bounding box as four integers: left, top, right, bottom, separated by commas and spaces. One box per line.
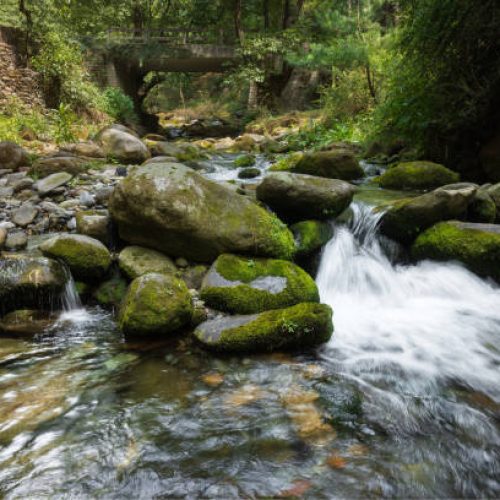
257, 172, 355, 220
109, 163, 295, 262
36, 172, 73, 195
98, 127, 150, 164
0, 142, 29, 170
118, 245, 177, 279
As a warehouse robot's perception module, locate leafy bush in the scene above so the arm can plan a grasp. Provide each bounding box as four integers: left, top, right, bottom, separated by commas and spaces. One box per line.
102, 88, 137, 124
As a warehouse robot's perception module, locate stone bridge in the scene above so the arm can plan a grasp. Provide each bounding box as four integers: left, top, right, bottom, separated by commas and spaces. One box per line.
92, 28, 237, 128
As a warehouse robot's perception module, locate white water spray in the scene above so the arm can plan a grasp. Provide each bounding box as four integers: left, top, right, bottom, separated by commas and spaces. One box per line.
317, 203, 500, 398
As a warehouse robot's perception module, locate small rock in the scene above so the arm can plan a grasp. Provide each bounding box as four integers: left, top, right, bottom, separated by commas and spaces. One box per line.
5, 231, 28, 250
79, 190, 95, 207
0, 227, 6, 248
0, 142, 29, 170
12, 203, 38, 227
36, 172, 73, 195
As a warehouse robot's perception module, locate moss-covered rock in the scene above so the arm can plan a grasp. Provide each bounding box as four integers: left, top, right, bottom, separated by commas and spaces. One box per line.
377, 161, 459, 190
92, 275, 128, 308
284, 150, 364, 180
97, 126, 150, 164
412, 221, 500, 281
379, 183, 477, 244
118, 246, 176, 280
39, 234, 111, 282
269, 152, 304, 172
467, 188, 496, 223
486, 183, 500, 222
257, 172, 355, 221
119, 273, 193, 336
109, 163, 295, 262
200, 254, 319, 314
238, 167, 261, 179
291, 220, 333, 258
194, 302, 333, 353
0, 256, 66, 314
234, 154, 256, 167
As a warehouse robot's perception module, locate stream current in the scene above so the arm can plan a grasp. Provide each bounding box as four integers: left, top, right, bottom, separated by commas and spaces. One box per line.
0, 157, 499, 498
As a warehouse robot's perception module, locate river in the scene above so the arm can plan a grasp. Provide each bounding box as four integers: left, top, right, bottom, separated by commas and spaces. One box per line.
0, 156, 499, 498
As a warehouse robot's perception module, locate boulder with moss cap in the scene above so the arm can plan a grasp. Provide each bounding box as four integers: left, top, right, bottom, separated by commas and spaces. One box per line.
194, 302, 333, 353
118, 246, 177, 280
109, 163, 295, 262
119, 273, 193, 336
377, 161, 459, 190
39, 234, 111, 282
257, 172, 355, 221
200, 254, 319, 314
412, 221, 500, 281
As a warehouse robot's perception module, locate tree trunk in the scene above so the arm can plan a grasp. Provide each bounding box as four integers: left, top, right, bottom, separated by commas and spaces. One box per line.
365, 64, 377, 102
18, 0, 32, 60
248, 80, 259, 110
263, 0, 270, 30
234, 0, 244, 43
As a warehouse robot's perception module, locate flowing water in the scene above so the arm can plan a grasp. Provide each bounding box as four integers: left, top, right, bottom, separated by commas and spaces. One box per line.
0, 163, 499, 497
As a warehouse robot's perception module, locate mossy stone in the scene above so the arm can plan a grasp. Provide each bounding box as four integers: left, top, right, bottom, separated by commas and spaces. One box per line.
119, 272, 193, 336
238, 167, 261, 179
291, 220, 333, 257
468, 189, 496, 223
234, 154, 256, 168
412, 221, 500, 281
291, 150, 364, 180
92, 276, 128, 308
118, 245, 176, 280
39, 234, 111, 282
379, 183, 477, 244
0, 310, 55, 337
377, 161, 459, 190
269, 152, 304, 172
194, 302, 333, 353
200, 254, 319, 314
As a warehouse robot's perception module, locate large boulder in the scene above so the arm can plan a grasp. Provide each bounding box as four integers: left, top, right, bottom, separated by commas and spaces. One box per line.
0, 255, 66, 314
486, 183, 500, 222
379, 183, 477, 244
377, 161, 459, 190
412, 221, 500, 281
290, 220, 333, 258
31, 156, 87, 177
40, 234, 111, 282
256, 172, 355, 220
119, 273, 193, 336
0, 310, 55, 337
200, 254, 319, 314
109, 163, 295, 262
0, 141, 29, 170
118, 246, 176, 280
97, 127, 150, 164
276, 150, 364, 180
146, 141, 201, 161
60, 142, 105, 159
194, 302, 333, 353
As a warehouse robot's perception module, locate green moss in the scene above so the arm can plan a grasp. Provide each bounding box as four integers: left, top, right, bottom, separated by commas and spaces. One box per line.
378, 161, 459, 190
39, 235, 111, 282
92, 276, 128, 308
200, 254, 319, 314
291, 220, 333, 257
412, 222, 500, 281
468, 191, 496, 223
194, 302, 333, 353
119, 273, 193, 336
234, 154, 256, 167
269, 152, 303, 172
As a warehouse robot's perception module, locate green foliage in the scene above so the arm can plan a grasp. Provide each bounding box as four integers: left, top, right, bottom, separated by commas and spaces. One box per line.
373, 0, 500, 161
32, 31, 103, 112
102, 88, 137, 124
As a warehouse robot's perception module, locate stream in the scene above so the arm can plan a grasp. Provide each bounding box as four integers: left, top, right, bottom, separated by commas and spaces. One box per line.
0, 156, 499, 498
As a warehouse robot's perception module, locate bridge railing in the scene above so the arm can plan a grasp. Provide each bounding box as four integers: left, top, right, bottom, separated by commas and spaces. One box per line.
107, 27, 223, 45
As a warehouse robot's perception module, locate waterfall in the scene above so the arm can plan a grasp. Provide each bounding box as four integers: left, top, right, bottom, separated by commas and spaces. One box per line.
62, 271, 82, 311
316, 203, 500, 398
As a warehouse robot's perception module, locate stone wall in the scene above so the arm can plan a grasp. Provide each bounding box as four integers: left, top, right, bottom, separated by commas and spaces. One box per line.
0, 26, 45, 109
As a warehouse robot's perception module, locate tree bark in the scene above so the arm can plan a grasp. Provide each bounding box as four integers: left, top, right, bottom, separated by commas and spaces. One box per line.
234, 0, 244, 43
263, 0, 270, 30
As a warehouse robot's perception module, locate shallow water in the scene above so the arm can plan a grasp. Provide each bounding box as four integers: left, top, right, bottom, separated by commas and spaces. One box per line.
0, 161, 499, 498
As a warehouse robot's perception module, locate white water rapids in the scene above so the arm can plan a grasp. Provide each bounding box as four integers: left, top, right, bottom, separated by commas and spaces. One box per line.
317, 203, 500, 401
